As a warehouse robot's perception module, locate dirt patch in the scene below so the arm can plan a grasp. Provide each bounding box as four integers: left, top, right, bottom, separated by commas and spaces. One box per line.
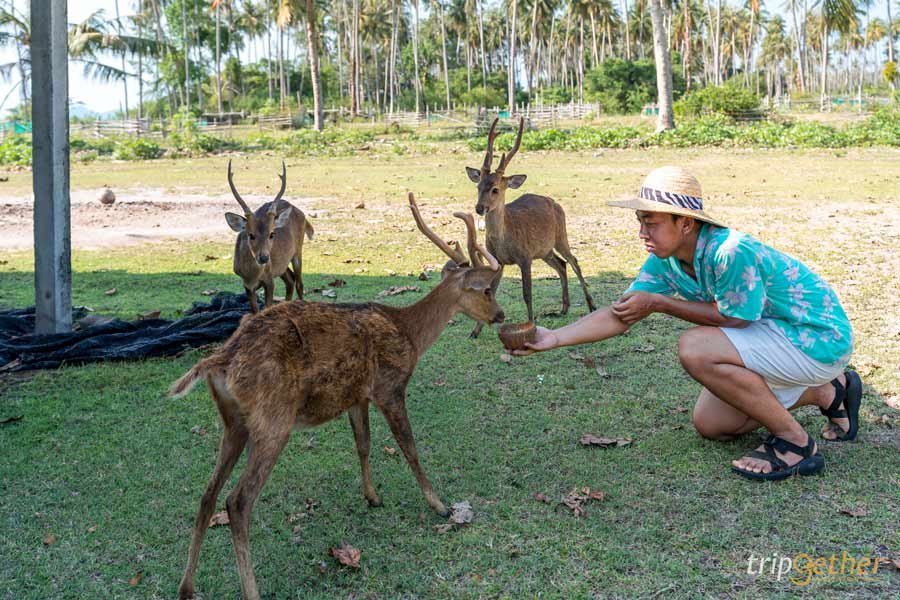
0, 189, 318, 250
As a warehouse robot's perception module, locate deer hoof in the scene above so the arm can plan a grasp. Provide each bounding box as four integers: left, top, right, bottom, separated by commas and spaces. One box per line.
177, 582, 195, 599
366, 497, 383, 508
468, 329, 481, 339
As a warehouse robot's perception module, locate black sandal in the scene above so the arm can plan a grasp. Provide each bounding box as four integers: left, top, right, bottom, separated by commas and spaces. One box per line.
820, 370, 862, 442
732, 433, 824, 481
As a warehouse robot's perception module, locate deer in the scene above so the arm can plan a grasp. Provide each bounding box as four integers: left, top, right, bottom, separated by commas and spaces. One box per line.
464, 117, 596, 337
225, 159, 314, 313
169, 193, 504, 600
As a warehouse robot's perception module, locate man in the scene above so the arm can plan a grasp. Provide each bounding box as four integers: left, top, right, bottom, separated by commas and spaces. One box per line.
515, 166, 860, 481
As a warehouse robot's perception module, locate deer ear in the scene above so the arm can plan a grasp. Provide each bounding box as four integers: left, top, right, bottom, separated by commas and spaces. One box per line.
463, 270, 491, 291
465, 167, 482, 183
225, 212, 247, 232
506, 174, 527, 189
274, 208, 292, 228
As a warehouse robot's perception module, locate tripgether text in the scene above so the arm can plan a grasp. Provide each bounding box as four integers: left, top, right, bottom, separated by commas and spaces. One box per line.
747, 551, 893, 586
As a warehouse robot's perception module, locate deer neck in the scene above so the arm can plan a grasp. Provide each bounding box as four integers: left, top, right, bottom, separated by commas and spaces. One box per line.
484, 202, 508, 242
391, 279, 460, 358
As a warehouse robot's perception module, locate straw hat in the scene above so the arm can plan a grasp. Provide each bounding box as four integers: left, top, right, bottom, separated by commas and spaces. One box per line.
607, 166, 726, 228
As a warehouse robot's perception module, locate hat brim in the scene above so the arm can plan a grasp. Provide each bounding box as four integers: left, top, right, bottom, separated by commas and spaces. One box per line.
606, 197, 726, 228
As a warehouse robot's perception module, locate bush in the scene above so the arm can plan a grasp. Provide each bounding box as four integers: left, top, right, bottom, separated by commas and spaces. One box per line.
0, 135, 32, 166
113, 137, 163, 160
585, 58, 685, 114
675, 84, 760, 118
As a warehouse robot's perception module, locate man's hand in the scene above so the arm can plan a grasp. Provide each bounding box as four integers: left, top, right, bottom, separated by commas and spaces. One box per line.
512, 326, 559, 356
611, 291, 660, 325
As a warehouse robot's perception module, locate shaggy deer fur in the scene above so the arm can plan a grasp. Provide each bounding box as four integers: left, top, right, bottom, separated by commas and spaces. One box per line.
465, 117, 596, 336
225, 160, 314, 312
170, 193, 503, 600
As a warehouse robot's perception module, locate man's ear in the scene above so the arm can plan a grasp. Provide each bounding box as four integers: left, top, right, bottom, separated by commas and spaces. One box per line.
274, 208, 292, 228
465, 167, 482, 183
225, 212, 247, 232
506, 174, 527, 189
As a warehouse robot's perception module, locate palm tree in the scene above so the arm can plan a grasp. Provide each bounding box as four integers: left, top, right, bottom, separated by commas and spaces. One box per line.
648, 0, 674, 130
817, 0, 859, 107
508, 0, 519, 112
278, 0, 323, 129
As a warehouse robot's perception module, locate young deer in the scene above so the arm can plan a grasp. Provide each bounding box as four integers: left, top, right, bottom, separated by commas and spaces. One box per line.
170, 193, 504, 600
464, 117, 596, 337
225, 160, 314, 313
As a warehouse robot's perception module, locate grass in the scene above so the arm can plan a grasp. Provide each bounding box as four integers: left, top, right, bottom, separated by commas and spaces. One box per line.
1, 147, 899, 599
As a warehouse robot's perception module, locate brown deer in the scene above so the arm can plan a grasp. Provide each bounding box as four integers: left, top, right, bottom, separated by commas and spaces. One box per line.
170, 193, 504, 600
225, 160, 314, 313
464, 117, 596, 337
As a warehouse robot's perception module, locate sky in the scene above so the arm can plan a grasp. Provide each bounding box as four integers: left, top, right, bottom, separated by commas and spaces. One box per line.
0, 0, 897, 118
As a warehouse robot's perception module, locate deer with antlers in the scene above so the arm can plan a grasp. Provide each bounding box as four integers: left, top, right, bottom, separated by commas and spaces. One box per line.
225, 160, 314, 313
170, 193, 504, 600
464, 117, 596, 337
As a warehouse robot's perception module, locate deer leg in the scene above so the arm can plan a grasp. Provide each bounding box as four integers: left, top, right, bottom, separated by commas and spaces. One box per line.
225, 425, 291, 600
291, 255, 304, 299
245, 286, 260, 314
519, 260, 534, 323
381, 400, 449, 517
348, 402, 381, 507
178, 424, 247, 600
280, 268, 295, 302
542, 252, 570, 315
469, 265, 504, 338
555, 244, 596, 312
262, 278, 275, 310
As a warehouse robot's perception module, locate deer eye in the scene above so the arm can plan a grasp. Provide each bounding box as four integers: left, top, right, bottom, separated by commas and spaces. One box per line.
248, 234, 256, 240
484, 288, 491, 297
491, 188, 499, 195
269, 232, 276, 239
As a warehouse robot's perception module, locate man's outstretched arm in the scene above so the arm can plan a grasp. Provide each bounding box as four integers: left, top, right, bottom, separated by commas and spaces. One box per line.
513, 307, 631, 356
612, 291, 750, 328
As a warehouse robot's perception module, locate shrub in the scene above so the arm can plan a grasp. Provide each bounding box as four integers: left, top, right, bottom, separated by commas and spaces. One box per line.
113, 137, 163, 160
0, 135, 32, 166
675, 84, 760, 118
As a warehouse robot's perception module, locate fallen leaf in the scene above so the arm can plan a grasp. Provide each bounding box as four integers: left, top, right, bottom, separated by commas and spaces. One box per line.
377, 285, 421, 298
839, 507, 869, 518
129, 571, 142, 586
204, 255, 218, 261
190, 425, 207, 437
209, 510, 230, 526
104, 287, 117, 296
201, 289, 218, 296
87, 525, 97, 533
383, 446, 396, 455
355, 202, 366, 209
499, 354, 512, 364
316, 561, 328, 573
587, 490, 606, 502
634, 343, 656, 353
330, 541, 361, 568
42, 534, 56, 545
582, 357, 597, 369
884, 395, 900, 411
137, 310, 161, 320
320, 289, 337, 298
327, 279, 347, 288
470, 573, 482, 582
567, 352, 585, 361
579, 434, 632, 448
533, 492, 552, 504
449, 501, 474, 525
0, 415, 23, 425
418, 272, 430, 281
433, 523, 454, 534
559, 486, 606, 517
595, 366, 610, 379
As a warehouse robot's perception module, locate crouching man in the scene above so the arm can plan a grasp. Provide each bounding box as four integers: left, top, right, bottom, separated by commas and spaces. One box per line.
516, 166, 860, 481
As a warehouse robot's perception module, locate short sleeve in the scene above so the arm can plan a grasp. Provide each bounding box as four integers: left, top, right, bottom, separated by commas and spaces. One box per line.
625, 256, 677, 296
711, 235, 765, 321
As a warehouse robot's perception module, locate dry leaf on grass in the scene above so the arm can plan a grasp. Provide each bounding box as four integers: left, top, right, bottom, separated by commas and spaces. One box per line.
355, 202, 366, 209
377, 285, 420, 298
327, 279, 347, 288
87, 525, 97, 533
190, 425, 207, 436
104, 287, 117, 296
128, 571, 143, 586
533, 492, 552, 504
383, 446, 396, 455
883, 395, 900, 411
499, 354, 512, 364
579, 434, 632, 448
433, 523, 454, 534
204, 255, 218, 261
634, 343, 656, 353
137, 310, 161, 320
330, 541, 361, 568
559, 486, 606, 517
839, 507, 869, 518
201, 289, 218, 296
209, 510, 230, 526
449, 501, 474, 525
320, 289, 337, 298
42, 534, 56, 545
418, 272, 430, 281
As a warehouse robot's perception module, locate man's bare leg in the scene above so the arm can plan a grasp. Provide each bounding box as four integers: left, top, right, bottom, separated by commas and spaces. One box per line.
679, 326, 817, 474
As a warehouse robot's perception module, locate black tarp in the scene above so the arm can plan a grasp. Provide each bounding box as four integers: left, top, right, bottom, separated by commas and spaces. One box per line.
0, 292, 256, 372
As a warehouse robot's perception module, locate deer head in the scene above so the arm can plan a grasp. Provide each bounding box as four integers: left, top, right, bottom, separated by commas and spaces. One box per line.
465, 117, 527, 216
408, 193, 505, 325
224, 159, 292, 266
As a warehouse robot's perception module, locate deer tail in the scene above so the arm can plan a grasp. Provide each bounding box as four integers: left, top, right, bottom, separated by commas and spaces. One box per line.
168, 360, 208, 399
304, 220, 315, 240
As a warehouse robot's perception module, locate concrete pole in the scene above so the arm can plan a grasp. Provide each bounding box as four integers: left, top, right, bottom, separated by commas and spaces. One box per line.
31, 0, 72, 333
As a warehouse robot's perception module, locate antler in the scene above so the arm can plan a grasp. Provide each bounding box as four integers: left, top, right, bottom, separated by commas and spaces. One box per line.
453, 211, 500, 271
408, 193, 468, 267
481, 117, 500, 172
227, 159, 253, 216
269, 160, 287, 214
496, 117, 524, 175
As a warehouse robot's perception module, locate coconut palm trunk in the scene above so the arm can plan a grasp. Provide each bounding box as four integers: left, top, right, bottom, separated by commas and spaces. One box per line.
479, 0, 488, 88
413, 0, 422, 112
509, 0, 518, 113
304, 0, 323, 130
649, 0, 674, 131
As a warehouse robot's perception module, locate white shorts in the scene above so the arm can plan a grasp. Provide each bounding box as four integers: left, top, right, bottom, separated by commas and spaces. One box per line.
721, 319, 846, 409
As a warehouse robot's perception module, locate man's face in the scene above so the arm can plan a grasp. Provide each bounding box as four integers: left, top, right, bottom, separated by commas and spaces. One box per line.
636, 210, 688, 259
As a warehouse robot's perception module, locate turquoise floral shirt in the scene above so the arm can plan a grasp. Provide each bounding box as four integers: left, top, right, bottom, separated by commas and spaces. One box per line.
626, 224, 853, 366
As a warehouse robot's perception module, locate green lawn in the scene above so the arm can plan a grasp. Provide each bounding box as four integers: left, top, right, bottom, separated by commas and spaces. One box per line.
1, 147, 899, 599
